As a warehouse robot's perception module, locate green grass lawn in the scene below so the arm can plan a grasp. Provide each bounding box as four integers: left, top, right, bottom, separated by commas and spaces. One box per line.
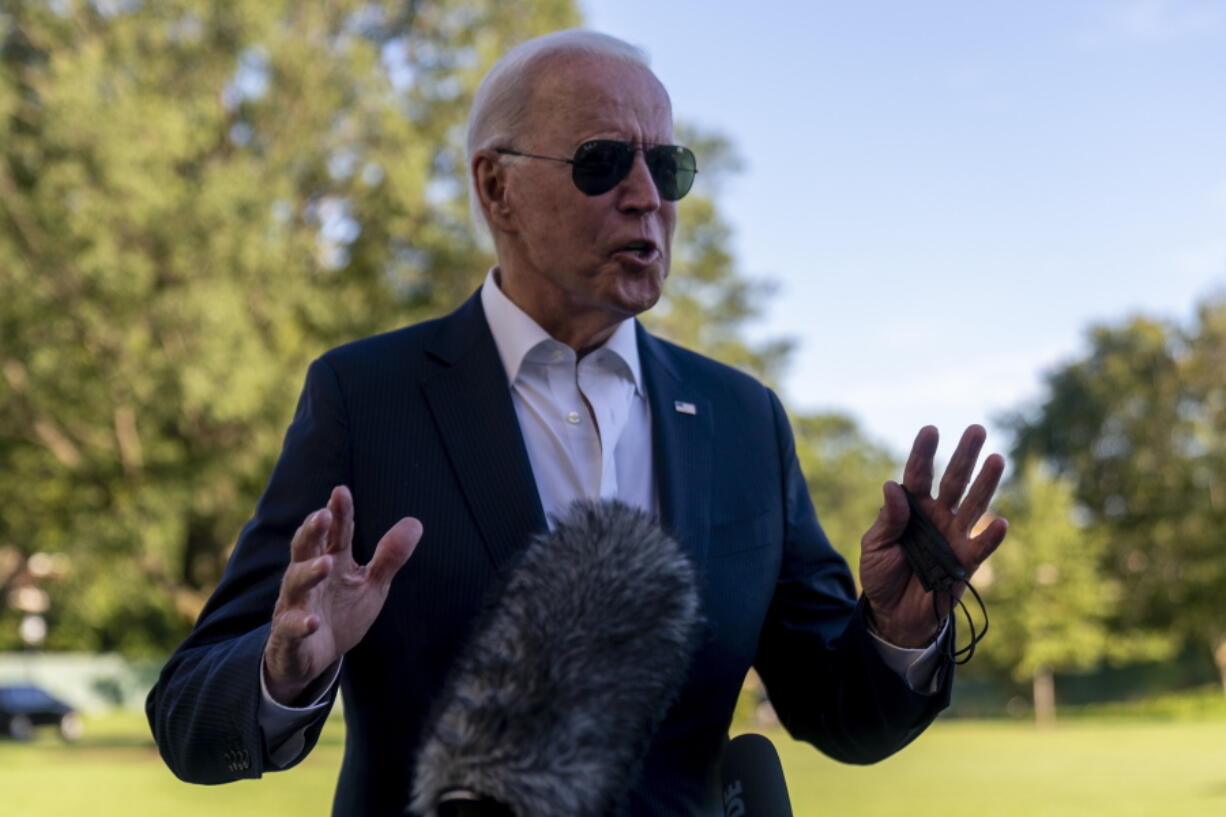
767, 719, 1226, 817
3, 710, 1224, 816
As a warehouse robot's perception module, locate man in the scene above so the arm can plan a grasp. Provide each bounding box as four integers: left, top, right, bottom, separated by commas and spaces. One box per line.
147, 29, 1008, 817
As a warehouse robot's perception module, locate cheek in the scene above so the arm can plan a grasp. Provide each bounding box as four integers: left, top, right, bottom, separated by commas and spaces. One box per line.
659, 209, 677, 248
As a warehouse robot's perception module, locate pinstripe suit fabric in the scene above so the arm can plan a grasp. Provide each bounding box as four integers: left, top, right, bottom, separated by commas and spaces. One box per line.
147, 291, 949, 816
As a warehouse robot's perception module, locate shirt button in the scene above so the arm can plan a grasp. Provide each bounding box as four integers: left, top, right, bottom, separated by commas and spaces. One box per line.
552, 349, 566, 362
567, 411, 581, 424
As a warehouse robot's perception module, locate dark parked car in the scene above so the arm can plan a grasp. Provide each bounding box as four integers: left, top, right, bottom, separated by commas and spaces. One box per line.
0, 684, 83, 741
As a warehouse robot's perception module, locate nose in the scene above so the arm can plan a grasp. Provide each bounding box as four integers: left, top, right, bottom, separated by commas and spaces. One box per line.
616, 150, 662, 214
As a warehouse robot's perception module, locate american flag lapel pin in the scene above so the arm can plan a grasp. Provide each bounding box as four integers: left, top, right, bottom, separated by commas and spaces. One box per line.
674, 400, 697, 416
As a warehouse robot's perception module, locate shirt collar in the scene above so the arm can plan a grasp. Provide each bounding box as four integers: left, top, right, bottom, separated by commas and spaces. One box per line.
480, 267, 644, 395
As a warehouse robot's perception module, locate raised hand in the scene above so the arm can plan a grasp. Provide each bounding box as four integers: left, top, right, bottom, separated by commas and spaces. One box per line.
859, 425, 1008, 648
263, 485, 422, 705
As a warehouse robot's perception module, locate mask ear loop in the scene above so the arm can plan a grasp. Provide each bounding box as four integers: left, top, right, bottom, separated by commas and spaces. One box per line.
934, 579, 989, 665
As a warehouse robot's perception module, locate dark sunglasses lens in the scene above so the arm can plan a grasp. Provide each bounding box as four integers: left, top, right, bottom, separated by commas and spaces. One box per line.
646, 145, 697, 201
571, 141, 634, 195
570, 141, 697, 200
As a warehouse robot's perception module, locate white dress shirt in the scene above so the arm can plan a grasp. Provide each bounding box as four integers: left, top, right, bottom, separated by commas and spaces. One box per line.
480, 267, 654, 524
258, 268, 945, 765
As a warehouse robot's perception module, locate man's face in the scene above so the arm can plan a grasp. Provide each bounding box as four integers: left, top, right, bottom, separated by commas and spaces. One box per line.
497, 54, 677, 327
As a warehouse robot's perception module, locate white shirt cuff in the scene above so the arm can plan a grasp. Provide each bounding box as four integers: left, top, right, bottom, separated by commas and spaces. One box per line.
868, 618, 950, 695
258, 656, 342, 768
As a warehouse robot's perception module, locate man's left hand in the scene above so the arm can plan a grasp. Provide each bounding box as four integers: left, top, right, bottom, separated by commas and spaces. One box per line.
859, 424, 1008, 648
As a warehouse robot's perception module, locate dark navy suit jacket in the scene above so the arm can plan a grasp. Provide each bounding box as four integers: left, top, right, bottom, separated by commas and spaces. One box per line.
147, 292, 950, 816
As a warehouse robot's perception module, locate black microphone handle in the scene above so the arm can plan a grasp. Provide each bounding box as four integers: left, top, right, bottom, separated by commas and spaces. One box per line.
721, 733, 794, 817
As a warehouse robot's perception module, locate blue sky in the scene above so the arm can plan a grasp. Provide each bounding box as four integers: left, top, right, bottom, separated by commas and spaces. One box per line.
582, 0, 1226, 460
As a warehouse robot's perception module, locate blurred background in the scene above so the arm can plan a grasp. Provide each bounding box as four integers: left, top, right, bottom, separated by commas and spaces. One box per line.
1, 0, 1223, 814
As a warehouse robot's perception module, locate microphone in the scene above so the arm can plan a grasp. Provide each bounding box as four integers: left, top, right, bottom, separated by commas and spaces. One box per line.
410, 500, 702, 817
721, 734, 794, 817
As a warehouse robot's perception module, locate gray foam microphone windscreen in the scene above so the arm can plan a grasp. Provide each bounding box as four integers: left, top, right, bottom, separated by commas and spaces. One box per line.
411, 500, 702, 817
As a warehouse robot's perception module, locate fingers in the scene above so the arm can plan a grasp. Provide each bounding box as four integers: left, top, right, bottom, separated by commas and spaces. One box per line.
290, 507, 332, 563
898, 424, 1007, 541
860, 481, 909, 552
968, 516, 1009, 565
936, 425, 986, 510
271, 607, 321, 642
290, 485, 354, 563
326, 485, 355, 555
956, 452, 1006, 530
902, 426, 939, 497
279, 554, 332, 607
366, 517, 424, 586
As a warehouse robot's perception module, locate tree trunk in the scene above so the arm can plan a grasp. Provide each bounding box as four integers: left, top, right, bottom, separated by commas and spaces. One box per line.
1213, 639, 1226, 696
1032, 666, 1056, 727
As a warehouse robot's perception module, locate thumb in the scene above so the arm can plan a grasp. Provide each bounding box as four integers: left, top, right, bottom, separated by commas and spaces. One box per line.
366, 517, 423, 586
861, 481, 910, 552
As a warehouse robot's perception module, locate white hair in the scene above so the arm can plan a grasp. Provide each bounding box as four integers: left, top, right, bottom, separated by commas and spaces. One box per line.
465, 29, 656, 238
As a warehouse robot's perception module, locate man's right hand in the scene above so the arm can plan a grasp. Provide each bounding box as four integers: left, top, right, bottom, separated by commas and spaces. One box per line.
263, 485, 422, 706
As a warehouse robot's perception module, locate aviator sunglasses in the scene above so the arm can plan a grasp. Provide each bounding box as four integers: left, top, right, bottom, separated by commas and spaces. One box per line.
495, 140, 698, 201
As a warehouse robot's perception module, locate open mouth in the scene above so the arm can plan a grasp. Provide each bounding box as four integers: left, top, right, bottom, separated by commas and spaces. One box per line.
615, 240, 658, 260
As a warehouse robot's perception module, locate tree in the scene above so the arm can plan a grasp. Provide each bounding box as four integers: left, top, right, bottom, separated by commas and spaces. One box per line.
1006, 300, 1226, 691
0, 0, 578, 654
790, 413, 897, 572
0, 2, 791, 655
641, 125, 792, 385
983, 465, 1166, 724
1180, 297, 1226, 688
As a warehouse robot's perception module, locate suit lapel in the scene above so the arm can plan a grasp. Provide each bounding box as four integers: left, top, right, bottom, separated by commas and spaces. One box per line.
421, 293, 547, 571
637, 324, 713, 568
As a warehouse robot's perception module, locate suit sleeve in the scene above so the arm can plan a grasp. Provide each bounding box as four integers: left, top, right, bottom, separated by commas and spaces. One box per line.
145, 356, 351, 783
752, 388, 951, 764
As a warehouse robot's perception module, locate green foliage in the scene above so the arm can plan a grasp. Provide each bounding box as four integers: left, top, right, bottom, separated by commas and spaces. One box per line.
641, 125, 793, 386
0, 0, 582, 654
791, 412, 897, 572
0, 2, 793, 655
981, 465, 1169, 687
1005, 297, 1226, 684
1063, 684, 1226, 722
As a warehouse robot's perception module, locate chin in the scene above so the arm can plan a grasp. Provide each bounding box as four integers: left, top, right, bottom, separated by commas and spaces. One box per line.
612, 279, 664, 317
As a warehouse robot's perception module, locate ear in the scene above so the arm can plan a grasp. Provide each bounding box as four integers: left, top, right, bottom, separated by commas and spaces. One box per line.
472, 150, 516, 233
